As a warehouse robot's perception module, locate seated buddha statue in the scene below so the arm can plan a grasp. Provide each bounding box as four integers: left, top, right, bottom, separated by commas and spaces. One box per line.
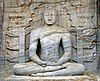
13, 8, 85, 76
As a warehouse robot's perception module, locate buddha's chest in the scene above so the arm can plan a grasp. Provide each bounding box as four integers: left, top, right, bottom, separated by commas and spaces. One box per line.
40, 34, 62, 45
40, 34, 62, 62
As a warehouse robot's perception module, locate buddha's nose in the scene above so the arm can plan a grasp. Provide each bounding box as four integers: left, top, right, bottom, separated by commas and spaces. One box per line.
48, 17, 51, 21
48, 19, 51, 21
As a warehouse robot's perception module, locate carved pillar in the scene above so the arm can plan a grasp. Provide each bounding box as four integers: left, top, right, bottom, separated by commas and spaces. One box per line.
77, 28, 83, 64
19, 28, 25, 63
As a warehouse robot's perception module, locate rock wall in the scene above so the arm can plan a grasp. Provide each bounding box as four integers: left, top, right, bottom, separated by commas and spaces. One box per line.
3, 0, 98, 72
97, 0, 100, 73
0, 0, 4, 66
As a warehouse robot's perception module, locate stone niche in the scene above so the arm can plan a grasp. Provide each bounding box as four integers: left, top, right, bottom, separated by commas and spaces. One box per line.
4, 0, 98, 73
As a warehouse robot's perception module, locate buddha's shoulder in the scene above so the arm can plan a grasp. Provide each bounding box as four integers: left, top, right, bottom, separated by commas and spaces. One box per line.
31, 26, 69, 35
43, 26, 67, 31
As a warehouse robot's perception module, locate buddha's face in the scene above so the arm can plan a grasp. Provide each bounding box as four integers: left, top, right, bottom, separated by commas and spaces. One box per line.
44, 9, 56, 25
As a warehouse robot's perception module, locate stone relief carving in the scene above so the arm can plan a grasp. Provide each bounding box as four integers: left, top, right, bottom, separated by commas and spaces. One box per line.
5, 0, 97, 71
13, 8, 85, 76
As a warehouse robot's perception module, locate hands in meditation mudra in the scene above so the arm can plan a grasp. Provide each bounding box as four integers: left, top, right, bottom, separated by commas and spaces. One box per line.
13, 8, 85, 76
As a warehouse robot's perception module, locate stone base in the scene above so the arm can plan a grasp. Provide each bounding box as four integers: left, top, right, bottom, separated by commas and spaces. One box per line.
5, 75, 96, 81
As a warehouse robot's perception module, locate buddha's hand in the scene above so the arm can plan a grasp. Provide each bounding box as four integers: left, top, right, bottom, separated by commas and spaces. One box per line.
38, 61, 47, 67
47, 62, 61, 66
61, 63, 69, 68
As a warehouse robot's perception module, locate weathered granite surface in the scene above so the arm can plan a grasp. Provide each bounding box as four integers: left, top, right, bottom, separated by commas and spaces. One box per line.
3, 0, 98, 72
0, 0, 99, 80
0, 0, 4, 66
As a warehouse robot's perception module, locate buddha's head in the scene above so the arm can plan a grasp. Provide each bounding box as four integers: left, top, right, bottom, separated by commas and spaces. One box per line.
44, 8, 57, 25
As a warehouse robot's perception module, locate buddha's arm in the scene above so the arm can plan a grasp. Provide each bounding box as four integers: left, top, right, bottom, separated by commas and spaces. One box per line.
57, 35, 71, 65
29, 41, 47, 65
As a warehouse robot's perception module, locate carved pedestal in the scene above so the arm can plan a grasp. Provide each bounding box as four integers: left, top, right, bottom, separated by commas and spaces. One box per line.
5, 75, 96, 81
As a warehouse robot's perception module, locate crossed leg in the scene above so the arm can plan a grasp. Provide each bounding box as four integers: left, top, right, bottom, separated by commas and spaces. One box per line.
13, 62, 84, 76
13, 62, 62, 76
31, 63, 85, 76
